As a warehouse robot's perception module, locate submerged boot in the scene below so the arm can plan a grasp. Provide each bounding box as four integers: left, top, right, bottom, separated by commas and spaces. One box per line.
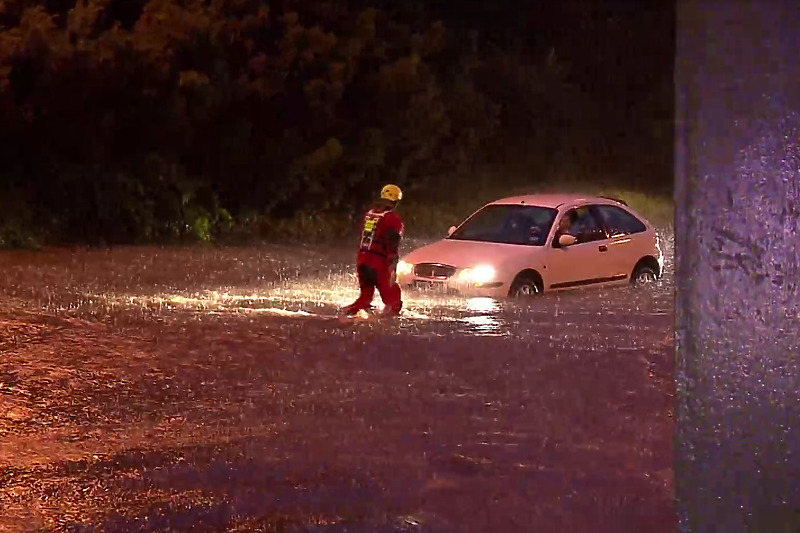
341, 304, 360, 317
379, 306, 402, 318
341, 304, 376, 318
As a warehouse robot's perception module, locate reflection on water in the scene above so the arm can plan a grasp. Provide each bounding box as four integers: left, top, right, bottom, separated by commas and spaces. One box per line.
460, 314, 505, 336
82, 270, 670, 339
461, 298, 505, 335
466, 297, 499, 313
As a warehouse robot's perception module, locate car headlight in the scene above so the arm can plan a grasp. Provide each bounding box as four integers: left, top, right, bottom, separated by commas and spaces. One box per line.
397, 260, 413, 276
458, 264, 496, 284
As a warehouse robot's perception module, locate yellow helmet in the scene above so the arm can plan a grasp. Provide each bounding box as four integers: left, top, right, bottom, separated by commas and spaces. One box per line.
380, 184, 403, 202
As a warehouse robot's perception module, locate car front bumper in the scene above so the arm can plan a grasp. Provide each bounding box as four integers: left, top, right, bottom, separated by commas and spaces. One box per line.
398, 273, 507, 298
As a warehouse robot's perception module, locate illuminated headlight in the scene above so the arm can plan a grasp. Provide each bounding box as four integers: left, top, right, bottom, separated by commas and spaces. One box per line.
397, 260, 413, 276
458, 264, 496, 284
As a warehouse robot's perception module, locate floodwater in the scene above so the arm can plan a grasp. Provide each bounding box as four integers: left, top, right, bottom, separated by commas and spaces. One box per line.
0, 233, 676, 532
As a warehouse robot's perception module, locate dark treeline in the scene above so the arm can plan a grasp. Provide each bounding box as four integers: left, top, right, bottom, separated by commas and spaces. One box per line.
0, 0, 674, 245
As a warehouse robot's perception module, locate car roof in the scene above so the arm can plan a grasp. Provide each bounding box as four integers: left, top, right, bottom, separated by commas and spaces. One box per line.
488, 193, 628, 209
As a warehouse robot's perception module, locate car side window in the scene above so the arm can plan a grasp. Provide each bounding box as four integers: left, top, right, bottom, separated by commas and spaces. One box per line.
594, 204, 647, 236
553, 206, 607, 246
570, 207, 606, 243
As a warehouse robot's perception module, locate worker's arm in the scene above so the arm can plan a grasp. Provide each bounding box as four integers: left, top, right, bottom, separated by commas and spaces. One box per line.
387, 216, 405, 253
385, 229, 402, 248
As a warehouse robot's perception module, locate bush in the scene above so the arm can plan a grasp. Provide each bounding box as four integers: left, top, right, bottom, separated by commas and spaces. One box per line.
218, 209, 357, 245
0, 219, 41, 250
0, 187, 41, 249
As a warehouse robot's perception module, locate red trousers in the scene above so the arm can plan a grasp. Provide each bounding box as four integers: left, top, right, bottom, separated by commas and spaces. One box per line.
348, 252, 402, 313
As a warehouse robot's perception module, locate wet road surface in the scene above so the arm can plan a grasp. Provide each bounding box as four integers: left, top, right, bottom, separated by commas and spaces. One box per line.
0, 236, 676, 532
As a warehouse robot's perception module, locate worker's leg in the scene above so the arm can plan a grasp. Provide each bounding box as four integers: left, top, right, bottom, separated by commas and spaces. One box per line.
376, 259, 403, 315
343, 262, 378, 315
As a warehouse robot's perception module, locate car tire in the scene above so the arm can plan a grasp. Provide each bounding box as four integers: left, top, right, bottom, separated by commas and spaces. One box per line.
509, 276, 541, 298
630, 264, 658, 287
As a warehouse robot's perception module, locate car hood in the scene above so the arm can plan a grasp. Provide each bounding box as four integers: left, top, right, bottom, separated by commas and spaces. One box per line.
402, 238, 541, 269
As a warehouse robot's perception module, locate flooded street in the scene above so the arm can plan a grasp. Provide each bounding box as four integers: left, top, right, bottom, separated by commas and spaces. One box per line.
0, 235, 676, 532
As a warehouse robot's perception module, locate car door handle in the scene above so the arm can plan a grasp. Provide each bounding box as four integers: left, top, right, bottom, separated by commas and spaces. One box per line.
598, 245, 608, 252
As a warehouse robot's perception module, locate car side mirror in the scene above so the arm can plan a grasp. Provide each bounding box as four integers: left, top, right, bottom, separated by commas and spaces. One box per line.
447, 226, 456, 237
558, 234, 578, 247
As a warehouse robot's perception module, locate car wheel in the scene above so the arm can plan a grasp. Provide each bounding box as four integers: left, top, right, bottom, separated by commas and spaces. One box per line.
630, 264, 658, 287
510, 276, 541, 297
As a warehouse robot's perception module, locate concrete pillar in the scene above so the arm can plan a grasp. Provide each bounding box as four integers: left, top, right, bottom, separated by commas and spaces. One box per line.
675, 0, 800, 531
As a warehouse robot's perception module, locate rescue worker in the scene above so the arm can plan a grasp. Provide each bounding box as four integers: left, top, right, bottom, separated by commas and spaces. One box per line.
342, 184, 405, 318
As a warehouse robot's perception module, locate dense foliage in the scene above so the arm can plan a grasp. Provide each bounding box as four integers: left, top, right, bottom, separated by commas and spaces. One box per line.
0, 0, 673, 245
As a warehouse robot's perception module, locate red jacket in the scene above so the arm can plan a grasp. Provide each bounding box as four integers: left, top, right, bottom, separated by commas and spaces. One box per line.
358, 205, 404, 260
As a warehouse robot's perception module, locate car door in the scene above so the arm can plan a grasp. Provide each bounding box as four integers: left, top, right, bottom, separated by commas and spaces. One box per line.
591, 203, 650, 280
544, 206, 616, 289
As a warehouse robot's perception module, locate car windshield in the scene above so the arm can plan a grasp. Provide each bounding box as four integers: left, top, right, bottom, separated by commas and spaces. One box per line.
448, 204, 558, 246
